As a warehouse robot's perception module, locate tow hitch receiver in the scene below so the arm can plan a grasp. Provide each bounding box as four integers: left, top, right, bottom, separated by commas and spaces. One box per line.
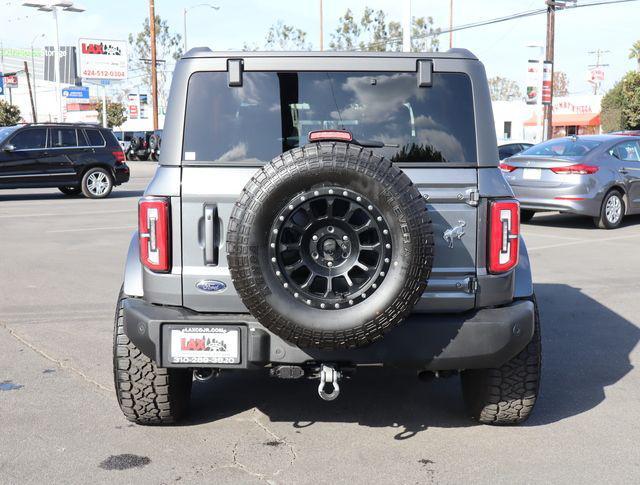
318, 364, 341, 401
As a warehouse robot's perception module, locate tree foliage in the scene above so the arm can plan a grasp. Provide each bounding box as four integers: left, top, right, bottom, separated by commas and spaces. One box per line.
601, 71, 640, 131
128, 15, 182, 109
488, 76, 522, 101
629, 40, 640, 70
94, 101, 128, 128
553, 71, 569, 97
265, 21, 312, 50
0, 100, 21, 126
329, 7, 440, 52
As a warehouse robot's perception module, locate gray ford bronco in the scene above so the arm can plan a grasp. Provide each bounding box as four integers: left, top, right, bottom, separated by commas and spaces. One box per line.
113, 49, 541, 426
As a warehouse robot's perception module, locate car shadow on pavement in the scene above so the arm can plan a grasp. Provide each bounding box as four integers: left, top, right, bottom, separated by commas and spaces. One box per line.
526, 283, 638, 426
0, 189, 144, 202
525, 212, 640, 229
187, 283, 637, 435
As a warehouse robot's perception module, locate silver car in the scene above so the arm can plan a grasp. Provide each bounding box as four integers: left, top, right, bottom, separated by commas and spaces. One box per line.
501, 135, 640, 229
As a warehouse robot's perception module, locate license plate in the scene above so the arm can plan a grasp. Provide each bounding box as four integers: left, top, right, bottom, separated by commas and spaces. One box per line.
523, 168, 542, 180
169, 327, 240, 364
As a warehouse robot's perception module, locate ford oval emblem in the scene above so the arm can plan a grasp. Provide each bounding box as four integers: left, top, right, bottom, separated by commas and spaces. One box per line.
196, 280, 227, 293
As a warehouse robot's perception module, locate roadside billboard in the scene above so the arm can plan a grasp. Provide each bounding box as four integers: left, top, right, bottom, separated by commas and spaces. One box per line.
4, 74, 18, 88
44, 46, 80, 85
78, 39, 127, 80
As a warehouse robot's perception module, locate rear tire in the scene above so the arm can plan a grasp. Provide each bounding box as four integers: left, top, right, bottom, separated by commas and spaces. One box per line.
460, 296, 541, 425
113, 289, 192, 425
520, 209, 536, 223
58, 186, 81, 196
594, 190, 624, 229
81, 167, 113, 199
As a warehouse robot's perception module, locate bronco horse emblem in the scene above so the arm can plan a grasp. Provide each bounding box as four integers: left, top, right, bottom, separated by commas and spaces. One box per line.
443, 220, 467, 248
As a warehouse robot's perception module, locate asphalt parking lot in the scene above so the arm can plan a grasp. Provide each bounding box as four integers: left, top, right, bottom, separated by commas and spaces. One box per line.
1, 161, 639, 484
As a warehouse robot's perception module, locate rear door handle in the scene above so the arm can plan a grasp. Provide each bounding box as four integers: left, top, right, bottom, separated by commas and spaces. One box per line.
204, 205, 219, 265
619, 168, 629, 174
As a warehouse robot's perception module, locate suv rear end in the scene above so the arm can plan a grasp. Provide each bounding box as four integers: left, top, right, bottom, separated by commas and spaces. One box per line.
114, 50, 540, 426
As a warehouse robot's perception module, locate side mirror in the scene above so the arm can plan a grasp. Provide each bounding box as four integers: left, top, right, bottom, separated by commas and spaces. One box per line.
3, 144, 15, 153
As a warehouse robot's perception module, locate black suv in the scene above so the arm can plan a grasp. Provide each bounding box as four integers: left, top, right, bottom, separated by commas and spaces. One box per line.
0, 123, 129, 198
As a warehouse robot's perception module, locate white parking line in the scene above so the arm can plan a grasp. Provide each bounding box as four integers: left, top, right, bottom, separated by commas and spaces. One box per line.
0, 209, 133, 219
528, 233, 640, 250
521, 231, 582, 241
46, 225, 135, 234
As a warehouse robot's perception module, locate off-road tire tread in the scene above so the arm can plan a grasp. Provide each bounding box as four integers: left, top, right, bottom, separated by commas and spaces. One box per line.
461, 296, 541, 425
227, 142, 433, 350
113, 290, 192, 424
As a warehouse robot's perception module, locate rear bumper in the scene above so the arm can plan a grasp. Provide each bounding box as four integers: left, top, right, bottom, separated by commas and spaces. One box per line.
114, 165, 130, 185
513, 188, 602, 216
122, 298, 535, 371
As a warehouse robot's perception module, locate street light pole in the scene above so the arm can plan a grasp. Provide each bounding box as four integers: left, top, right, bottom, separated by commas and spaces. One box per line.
22, 2, 85, 122
52, 6, 62, 121
30, 33, 44, 120
183, 4, 220, 53
149, 0, 159, 130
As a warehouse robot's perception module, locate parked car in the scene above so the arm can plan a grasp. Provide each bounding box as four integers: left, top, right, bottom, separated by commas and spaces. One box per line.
0, 123, 129, 198
498, 141, 533, 160
113, 130, 133, 153
114, 48, 540, 426
127, 131, 153, 161
148, 129, 162, 161
501, 135, 640, 228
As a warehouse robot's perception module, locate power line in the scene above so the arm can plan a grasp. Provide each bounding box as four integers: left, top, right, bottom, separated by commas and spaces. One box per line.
359, 0, 640, 51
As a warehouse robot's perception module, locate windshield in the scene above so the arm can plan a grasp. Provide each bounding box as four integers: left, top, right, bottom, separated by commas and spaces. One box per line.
183, 71, 477, 164
521, 138, 601, 157
0, 125, 19, 144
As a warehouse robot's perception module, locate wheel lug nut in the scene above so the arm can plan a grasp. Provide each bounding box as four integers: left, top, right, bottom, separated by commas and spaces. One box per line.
320, 303, 326, 309
312, 235, 319, 241
383, 229, 389, 235
349, 300, 354, 305
385, 243, 391, 249
312, 252, 319, 259
334, 303, 340, 309
342, 235, 348, 241
368, 205, 373, 210
328, 226, 334, 233
327, 262, 333, 267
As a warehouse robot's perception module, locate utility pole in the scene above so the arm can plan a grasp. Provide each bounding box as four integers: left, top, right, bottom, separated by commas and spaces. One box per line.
543, 1, 555, 141
449, 0, 454, 49
24, 62, 37, 123
149, 0, 159, 130
319, 0, 324, 51
588, 49, 609, 95
543, 0, 576, 140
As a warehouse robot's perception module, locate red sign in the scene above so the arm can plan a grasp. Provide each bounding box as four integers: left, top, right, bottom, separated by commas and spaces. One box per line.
4, 75, 18, 88
129, 105, 138, 119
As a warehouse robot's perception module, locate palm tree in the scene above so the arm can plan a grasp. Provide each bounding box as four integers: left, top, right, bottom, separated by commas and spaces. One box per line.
630, 40, 640, 71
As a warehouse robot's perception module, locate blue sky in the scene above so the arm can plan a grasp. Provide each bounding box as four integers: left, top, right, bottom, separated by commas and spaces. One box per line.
2, 0, 639, 95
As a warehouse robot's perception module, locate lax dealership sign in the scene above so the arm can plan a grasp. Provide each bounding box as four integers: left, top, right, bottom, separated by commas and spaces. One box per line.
78, 38, 127, 80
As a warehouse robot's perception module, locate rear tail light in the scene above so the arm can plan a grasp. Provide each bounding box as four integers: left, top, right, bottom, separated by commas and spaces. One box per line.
308, 129, 353, 143
112, 150, 125, 164
499, 162, 517, 172
139, 197, 170, 272
488, 199, 520, 274
550, 163, 598, 175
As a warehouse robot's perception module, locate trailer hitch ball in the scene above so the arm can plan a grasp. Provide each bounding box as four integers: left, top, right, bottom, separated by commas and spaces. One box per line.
317, 364, 341, 401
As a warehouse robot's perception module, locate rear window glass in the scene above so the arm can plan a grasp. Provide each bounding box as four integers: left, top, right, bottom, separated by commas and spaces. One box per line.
85, 129, 106, 146
183, 71, 477, 164
521, 138, 600, 157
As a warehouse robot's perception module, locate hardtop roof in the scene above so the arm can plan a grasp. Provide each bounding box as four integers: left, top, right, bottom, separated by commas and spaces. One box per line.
182, 47, 478, 61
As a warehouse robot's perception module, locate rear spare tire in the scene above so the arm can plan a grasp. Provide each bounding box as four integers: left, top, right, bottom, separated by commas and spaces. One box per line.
227, 142, 433, 350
